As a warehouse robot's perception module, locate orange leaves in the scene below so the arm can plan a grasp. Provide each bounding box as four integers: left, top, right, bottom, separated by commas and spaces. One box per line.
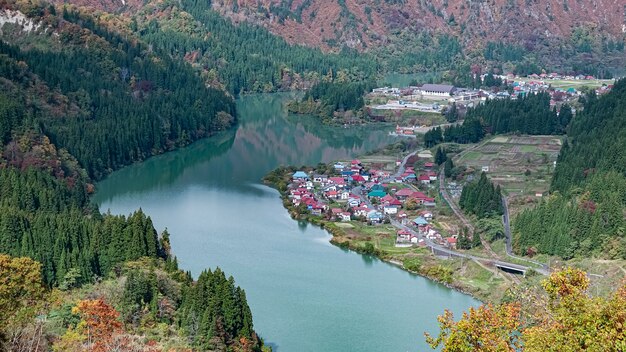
72, 299, 123, 352
428, 268, 626, 351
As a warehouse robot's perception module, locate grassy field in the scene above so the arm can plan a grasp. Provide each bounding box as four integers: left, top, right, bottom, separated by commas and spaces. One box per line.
328, 219, 513, 301
455, 135, 562, 214
515, 77, 614, 90
369, 108, 447, 126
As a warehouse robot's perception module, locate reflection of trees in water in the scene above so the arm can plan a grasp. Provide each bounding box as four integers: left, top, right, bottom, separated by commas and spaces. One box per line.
95, 128, 237, 199
284, 113, 394, 150
236, 92, 302, 126
97, 93, 395, 203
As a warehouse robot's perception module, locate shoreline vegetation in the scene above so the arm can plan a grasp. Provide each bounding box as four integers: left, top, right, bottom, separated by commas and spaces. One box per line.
286, 80, 375, 125
262, 153, 518, 303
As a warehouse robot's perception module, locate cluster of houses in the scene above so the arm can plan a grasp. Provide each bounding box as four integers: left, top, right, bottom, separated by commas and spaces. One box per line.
372, 71, 613, 118
372, 84, 458, 100
396, 211, 458, 249
286, 158, 461, 249
287, 159, 439, 223
506, 72, 596, 81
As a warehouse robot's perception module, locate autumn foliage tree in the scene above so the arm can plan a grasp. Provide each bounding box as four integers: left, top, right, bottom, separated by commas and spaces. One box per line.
523, 267, 626, 351
71, 299, 123, 352
0, 255, 46, 349
426, 267, 626, 351
425, 303, 522, 351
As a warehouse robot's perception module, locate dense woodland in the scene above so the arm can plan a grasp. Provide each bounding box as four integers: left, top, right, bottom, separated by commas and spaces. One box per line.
0, 2, 262, 350
513, 80, 626, 259
424, 93, 567, 147
287, 80, 376, 122
1, 9, 236, 180
131, 0, 379, 94
459, 172, 503, 219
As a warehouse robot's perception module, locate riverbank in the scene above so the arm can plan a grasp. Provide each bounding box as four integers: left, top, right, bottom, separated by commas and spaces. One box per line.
263, 164, 516, 303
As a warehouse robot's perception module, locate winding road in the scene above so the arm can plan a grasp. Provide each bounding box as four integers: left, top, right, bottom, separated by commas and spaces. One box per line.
366, 151, 550, 276
501, 195, 550, 270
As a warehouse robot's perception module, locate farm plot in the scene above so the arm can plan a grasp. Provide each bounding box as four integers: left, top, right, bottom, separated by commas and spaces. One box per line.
456, 135, 563, 204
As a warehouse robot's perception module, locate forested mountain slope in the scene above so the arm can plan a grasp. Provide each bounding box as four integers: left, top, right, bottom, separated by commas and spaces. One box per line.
0, 1, 263, 350
1, 2, 237, 179
45, 0, 379, 94
208, 0, 626, 73
513, 80, 626, 259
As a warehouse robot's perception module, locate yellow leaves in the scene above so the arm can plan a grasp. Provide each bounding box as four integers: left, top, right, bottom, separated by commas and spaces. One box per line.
52, 326, 85, 352
542, 267, 589, 300
0, 254, 46, 328
429, 267, 626, 351
425, 304, 522, 352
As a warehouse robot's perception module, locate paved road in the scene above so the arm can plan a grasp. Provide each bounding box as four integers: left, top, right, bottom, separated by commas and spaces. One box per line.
501, 195, 549, 270
385, 149, 419, 182
356, 153, 550, 276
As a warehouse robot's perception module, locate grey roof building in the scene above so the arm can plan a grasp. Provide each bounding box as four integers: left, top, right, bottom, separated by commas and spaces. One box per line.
420, 84, 456, 96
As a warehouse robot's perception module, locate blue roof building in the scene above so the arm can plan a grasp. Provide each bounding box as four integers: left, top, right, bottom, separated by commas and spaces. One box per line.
413, 216, 428, 226
293, 171, 309, 179
370, 184, 385, 192
368, 190, 387, 198
367, 210, 384, 221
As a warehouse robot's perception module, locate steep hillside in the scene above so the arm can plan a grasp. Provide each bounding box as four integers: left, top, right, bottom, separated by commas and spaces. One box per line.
40, 0, 379, 94
210, 0, 626, 72
513, 80, 626, 259
0, 2, 264, 350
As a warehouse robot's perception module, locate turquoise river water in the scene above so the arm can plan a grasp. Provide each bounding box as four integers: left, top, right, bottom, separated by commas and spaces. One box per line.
94, 92, 478, 351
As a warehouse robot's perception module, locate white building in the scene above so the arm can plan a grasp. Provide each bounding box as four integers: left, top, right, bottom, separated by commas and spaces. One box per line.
419, 84, 456, 97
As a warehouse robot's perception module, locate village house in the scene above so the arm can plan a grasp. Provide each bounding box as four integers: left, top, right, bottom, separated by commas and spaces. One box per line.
328, 177, 346, 188
347, 195, 362, 208
423, 198, 436, 207
292, 171, 309, 181
402, 173, 417, 183
419, 210, 433, 221
394, 188, 416, 201
331, 208, 343, 218
383, 203, 400, 215
349, 174, 366, 183
323, 184, 337, 192
370, 183, 385, 192
353, 206, 370, 217
418, 175, 431, 185
339, 212, 351, 222
396, 229, 412, 243
342, 169, 355, 178
413, 216, 429, 234
368, 190, 387, 198
426, 171, 438, 181
397, 211, 408, 224
367, 210, 385, 224
313, 174, 328, 184
310, 205, 323, 216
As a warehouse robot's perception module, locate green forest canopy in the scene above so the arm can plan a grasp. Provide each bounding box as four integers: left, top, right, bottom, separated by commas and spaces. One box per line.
0, 2, 261, 349
513, 80, 626, 259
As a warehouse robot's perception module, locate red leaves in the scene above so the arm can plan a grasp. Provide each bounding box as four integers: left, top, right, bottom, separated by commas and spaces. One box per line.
73, 299, 122, 352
